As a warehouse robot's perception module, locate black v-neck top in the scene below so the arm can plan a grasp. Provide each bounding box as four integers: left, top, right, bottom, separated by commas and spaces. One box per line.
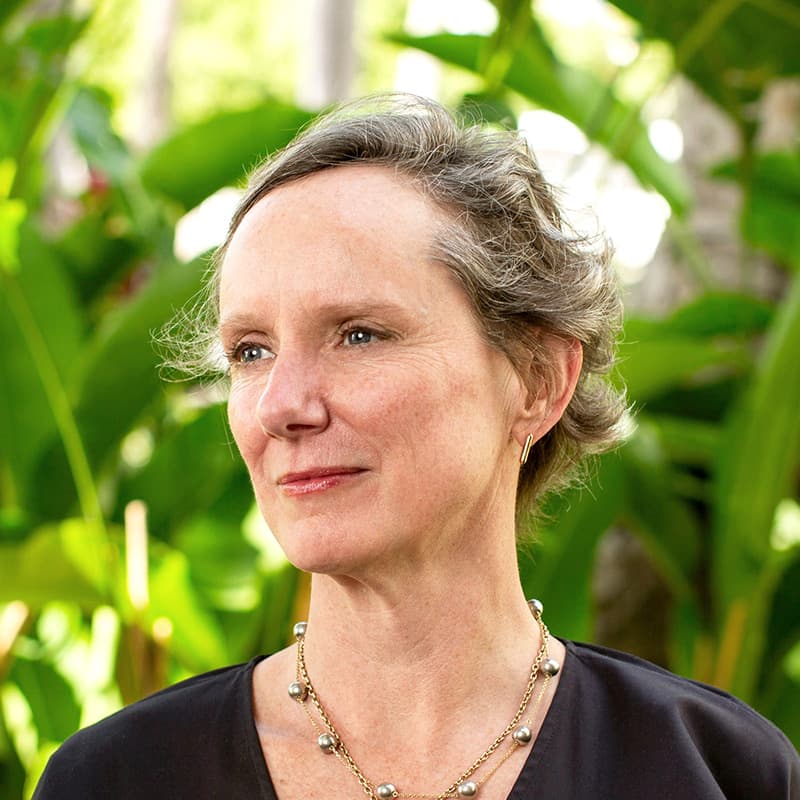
34, 640, 800, 799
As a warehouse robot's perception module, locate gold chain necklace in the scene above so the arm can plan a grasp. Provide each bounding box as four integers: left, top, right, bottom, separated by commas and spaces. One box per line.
287, 599, 560, 799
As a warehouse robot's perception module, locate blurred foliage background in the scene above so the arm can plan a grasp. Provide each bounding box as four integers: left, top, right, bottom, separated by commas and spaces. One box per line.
1, 0, 799, 795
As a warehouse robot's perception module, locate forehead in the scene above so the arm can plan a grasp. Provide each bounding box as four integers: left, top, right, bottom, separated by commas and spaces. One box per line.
226, 165, 443, 260
218, 165, 453, 316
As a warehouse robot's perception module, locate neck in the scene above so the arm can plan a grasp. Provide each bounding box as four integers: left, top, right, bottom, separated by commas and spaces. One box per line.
298, 542, 542, 761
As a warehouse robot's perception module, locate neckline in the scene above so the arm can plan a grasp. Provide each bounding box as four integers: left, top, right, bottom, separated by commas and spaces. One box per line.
243, 641, 573, 799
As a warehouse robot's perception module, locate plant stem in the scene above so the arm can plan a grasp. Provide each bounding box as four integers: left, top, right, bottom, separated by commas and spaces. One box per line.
0, 271, 105, 529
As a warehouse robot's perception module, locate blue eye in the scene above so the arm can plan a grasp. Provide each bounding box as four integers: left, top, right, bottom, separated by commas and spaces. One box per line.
231, 343, 272, 364
344, 329, 374, 346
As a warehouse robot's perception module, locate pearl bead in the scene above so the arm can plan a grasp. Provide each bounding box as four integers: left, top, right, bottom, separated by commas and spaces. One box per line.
287, 681, 307, 701
528, 598, 543, 616
542, 658, 560, 676
293, 621, 307, 640
513, 725, 532, 744
458, 781, 478, 796
376, 783, 397, 798
318, 732, 337, 752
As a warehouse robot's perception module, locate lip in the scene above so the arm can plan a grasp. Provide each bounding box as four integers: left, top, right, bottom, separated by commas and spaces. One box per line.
277, 466, 367, 496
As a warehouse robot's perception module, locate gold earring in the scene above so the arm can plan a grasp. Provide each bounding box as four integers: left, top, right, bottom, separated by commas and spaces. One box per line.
520, 433, 534, 465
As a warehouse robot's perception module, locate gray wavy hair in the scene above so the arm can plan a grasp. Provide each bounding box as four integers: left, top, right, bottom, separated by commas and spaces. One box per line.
168, 94, 630, 516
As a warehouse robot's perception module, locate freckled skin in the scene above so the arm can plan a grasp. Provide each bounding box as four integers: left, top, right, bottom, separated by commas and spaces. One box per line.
219, 165, 529, 579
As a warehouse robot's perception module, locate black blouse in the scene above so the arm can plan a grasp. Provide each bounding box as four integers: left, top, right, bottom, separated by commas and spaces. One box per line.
34, 640, 800, 799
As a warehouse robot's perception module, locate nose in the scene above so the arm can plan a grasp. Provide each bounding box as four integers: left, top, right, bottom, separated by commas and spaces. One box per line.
256, 349, 330, 440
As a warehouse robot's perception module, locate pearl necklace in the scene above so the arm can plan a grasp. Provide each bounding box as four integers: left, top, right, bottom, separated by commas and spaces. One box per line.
287, 599, 560, 799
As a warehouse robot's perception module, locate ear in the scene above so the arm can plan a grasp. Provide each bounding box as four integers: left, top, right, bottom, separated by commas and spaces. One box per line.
511, 335, 583, 449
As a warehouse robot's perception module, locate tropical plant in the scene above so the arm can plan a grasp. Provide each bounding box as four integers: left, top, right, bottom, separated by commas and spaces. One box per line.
1, 1, 798, 797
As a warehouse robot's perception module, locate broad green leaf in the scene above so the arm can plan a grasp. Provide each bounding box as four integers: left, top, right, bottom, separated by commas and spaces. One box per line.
388, 31, 691, 214
0, 527, 106, 607
0, 223, 83, 505
618, 423, 699, 597
248, 565, 300, 658
712, 275, 800, 698
73, 257, 206, 461
66, 87, 131, 184
647, 414, 720, 467
140, 100, 315, 209
763, 553, 800, 681
713, 152, 800, 271
117, 406, 242, 539
661, 292, 774, 338
518, 454, 624, 640
616, 334, 750, 402
174, 515, 262, 612
0, 14, 89, 181
607, 1, 800, 117
148, 548, 229, 671
0, 710, 25, 800
9, 658, 80, 744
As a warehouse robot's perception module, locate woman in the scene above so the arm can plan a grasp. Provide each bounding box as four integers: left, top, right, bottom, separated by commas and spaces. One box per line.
36, 95, 799, 799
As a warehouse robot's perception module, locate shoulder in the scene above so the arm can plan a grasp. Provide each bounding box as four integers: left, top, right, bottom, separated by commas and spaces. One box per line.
34, 657, 266, 799
561, 640, 800, 796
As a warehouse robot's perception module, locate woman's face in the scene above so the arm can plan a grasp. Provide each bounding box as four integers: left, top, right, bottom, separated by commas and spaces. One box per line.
220, 165, 528, 576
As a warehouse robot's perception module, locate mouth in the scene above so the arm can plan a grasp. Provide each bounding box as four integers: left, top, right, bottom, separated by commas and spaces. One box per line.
277, 467, 367, 496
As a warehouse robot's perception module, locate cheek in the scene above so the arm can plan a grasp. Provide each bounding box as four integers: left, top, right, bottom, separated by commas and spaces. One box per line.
227, 382, 262, 463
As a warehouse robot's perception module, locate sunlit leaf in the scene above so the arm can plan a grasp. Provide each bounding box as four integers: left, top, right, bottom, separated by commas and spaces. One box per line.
388, 31, 691, 214
519, 454, 625, 639
607, 0, 800, 116
148, 549, 229, 671
9, 658, 80, 744
0, 525, 107, 607
0, 223, 83, 505
140, 100, 315, 209
117, 406, 242, 539
712, 275, 800, 698
0, 197, 25, 273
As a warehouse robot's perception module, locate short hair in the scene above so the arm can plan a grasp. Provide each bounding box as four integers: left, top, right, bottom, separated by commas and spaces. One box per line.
169, 94, 630, 517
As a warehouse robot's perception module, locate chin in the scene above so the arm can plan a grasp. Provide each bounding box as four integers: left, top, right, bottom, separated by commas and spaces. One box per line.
267, 515, 384, 576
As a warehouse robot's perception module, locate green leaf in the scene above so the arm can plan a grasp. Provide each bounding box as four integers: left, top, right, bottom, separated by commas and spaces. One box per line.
9, 658, 80, 744
712, 274, 800, 697
140, 100, 315, 209
619, 423, 700, 597
117, 407, 242, 539
661, 291, 774, 337
616, 333, 750, 403
756, 669, 800, 751
647, 414, 720, 467
713, 152, 800, 271
66, 87, 132, 184
148, 548, 229, 671
175, 516, 261, 612
388, 31, 691, 214
0, 197, 25, 273
607, 0, 800, 117
0, 222, 83, 506
518, 454, 625, 640
0, 0, 27, 30
0, 526, 106, 607
0, 13, 89, 182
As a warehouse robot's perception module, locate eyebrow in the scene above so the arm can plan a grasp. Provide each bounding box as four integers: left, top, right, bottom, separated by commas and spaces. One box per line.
217, 301, 417, 335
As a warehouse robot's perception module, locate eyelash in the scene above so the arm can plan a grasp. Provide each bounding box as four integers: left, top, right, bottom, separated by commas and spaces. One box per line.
224, 325, 386, 368
224, 342, 273, 367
